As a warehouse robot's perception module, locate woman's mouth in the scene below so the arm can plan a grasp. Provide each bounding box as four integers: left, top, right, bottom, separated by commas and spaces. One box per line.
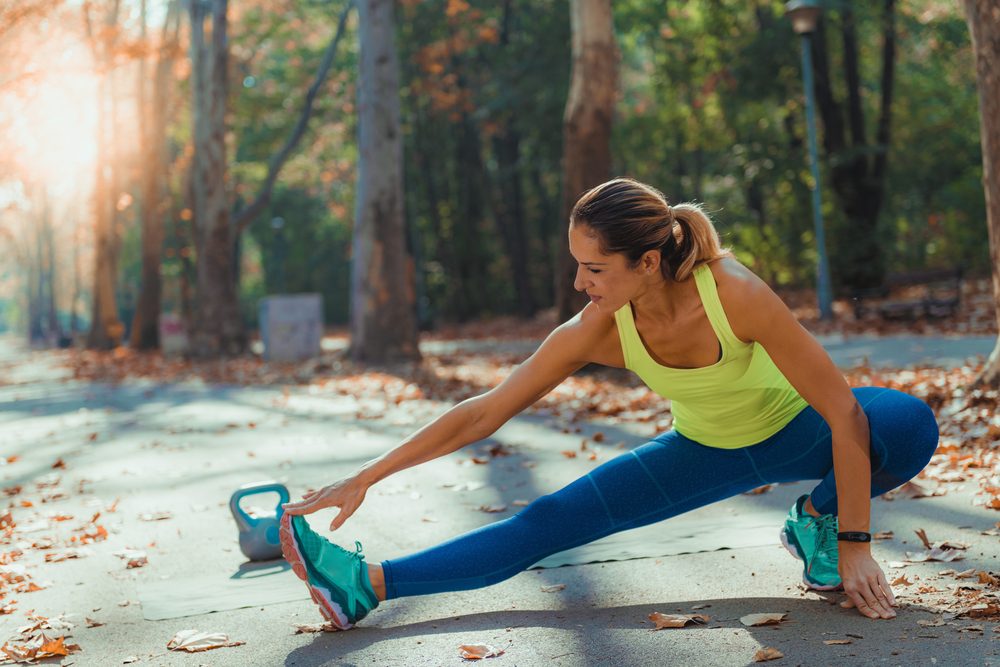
589, 294, 601, 303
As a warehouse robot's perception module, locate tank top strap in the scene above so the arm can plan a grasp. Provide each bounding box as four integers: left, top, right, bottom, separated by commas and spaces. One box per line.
692, 263, 748, 352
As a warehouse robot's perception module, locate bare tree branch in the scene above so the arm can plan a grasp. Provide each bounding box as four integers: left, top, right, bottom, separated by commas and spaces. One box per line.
233, 0, 355, 235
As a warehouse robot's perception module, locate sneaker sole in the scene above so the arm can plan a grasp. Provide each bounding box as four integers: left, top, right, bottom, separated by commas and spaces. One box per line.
279, 513, 353, 630
779, 526, 842, 592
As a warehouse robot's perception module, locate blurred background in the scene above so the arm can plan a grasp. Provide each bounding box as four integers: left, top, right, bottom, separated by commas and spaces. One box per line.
0, 0, 992, 360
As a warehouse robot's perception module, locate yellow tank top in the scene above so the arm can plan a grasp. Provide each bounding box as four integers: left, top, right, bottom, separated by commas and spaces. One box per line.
613, 263, 809, 448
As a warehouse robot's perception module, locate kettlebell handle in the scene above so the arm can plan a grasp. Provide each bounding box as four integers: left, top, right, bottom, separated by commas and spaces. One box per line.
229, 481, 290, 532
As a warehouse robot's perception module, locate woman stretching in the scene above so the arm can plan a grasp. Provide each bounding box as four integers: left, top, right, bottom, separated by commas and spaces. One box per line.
279, 178, 939, 629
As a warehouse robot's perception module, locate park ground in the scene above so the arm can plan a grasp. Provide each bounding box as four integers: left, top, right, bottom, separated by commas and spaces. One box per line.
0, 318, 999, 666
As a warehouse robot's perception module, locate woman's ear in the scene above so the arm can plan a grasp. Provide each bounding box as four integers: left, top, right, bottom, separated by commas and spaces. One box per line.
640, 249, 661, 275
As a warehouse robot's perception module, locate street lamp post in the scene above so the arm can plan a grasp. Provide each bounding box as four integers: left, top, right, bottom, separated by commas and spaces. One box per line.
786, 0, 834, 321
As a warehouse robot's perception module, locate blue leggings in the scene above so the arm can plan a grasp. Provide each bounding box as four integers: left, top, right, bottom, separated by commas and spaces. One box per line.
381, 387, 939, 599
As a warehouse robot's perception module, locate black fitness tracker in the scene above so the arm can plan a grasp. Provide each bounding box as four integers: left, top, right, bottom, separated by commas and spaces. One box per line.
837, 531, 872, 543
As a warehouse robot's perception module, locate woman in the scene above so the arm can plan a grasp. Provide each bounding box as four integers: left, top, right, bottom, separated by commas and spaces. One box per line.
279, 178, 939, 630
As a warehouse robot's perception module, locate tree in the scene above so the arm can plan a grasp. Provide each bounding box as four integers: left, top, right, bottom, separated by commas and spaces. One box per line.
555, 0, 618, 322
965, 0, 1000, 387
349, 0, 420, 363
130, 0, 181, 350
188, 0, 353, 356
810, 0, 897, 291
188, 0, 244, 356
84, 0, 126, 350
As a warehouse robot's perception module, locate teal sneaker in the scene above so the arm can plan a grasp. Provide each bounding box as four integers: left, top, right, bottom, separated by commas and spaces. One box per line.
780, 494, 842, 590
279, 513, 379, 629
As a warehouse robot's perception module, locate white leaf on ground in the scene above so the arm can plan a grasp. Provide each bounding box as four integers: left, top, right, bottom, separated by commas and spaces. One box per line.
139, 511, 173, 521
166, 629, 245, 652
458, 643, 505, 660
540, 584, 566, 593
740, 613, 787, 627
824, 639, 852, 645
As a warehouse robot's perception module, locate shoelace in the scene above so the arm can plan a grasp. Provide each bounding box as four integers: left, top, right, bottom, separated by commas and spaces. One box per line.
353, 540, 365, 560
806, 513, 838, 573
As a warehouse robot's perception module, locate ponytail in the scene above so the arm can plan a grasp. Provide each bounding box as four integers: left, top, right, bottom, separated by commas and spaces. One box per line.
570, 178, 731, 282
663, 203, 730, 282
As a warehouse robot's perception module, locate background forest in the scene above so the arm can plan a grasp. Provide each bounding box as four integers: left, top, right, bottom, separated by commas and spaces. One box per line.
0, 0, 987, 345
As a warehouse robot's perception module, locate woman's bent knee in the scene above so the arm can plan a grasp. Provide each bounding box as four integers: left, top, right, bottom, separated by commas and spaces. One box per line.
870, 389, 939, 477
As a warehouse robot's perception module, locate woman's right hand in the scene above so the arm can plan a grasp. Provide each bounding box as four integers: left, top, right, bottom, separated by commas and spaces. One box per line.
281, 475, 369, 532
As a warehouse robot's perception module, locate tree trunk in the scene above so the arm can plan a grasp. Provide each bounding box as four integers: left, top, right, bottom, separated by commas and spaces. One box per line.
555, 0, 618, 322
349, 0, 420, 363
85, 0, 125, 350
131, 0, 179, 351
810, 0, 896, 291
188, 0, 245, 356
966, 1, 1000, 387
491, 123, 535, 317
487, 0, 535, 319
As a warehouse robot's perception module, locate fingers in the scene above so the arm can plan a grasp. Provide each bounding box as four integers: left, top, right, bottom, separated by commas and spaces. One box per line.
876, 571, 897, 607
282, 492, 330, 516
843, 581, 896, 619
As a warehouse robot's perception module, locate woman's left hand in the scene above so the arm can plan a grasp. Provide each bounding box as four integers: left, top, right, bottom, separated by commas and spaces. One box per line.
838, 543, 897, 619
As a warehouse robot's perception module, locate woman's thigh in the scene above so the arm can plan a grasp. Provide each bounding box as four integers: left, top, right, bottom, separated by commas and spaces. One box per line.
745, 386, 939, 485
586, 429, 765, 531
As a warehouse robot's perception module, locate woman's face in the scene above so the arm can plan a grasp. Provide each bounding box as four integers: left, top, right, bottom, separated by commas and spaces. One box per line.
568, 224, 652, 311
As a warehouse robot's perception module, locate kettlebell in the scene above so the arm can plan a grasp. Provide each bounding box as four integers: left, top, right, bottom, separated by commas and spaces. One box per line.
229, 481, 290, 561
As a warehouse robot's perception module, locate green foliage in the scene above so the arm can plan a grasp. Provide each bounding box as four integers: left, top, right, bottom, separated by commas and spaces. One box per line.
157, 0, 984, 329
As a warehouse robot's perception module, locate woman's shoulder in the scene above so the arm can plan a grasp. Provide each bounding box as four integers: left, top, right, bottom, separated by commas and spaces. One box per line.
558, 301, 625, 367
703, 256, 775, 342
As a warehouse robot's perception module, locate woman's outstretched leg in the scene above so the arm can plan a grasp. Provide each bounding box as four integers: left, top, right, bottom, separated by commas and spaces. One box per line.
379, 432, 765, 600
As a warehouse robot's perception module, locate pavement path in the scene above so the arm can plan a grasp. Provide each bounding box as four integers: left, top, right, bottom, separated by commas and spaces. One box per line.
0, 335, 997, 666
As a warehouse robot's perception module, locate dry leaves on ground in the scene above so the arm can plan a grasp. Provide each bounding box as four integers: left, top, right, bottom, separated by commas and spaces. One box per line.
458, 643, 505, 660
752, 647, 784, 662
740, 613, 787, 627
166, 630, 245, 653
648, 612, 710, 629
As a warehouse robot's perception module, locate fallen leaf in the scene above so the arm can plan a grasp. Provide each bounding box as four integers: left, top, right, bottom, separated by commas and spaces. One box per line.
954, 568, 978, 579
123, 657, 139, 664
753, 647, 784, 662
139, 511, 173, 521
891, 575, 912, 586
560, 450, 577, 459
166, 629, 245, 652
740, 613, 786, 627
824, 639, 852, 645
918, 619, 945, 627
540, 584, 566, 593
648, 612, 709, 629
873, 531, 894, 540
293, 623, 337, 633
86, 617, 104, 628
743, 484, 775, 495
915, 528, 933, 550
883, 481, 945, 500
458, 643, 504, 660
477, 504, 507, 513
113, 549, 148, 568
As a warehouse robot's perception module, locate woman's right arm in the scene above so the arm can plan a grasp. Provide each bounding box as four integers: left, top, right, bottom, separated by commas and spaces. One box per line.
282, 305, 610, 527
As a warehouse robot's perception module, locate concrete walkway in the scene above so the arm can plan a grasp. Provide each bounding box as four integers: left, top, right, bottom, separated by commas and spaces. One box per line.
0, 336, 997, 666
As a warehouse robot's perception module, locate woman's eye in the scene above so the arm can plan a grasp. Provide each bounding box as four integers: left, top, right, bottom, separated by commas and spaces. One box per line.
589, 269, 602, 274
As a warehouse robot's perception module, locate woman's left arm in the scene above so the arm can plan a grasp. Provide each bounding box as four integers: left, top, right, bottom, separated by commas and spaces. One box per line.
718, 260, 897, 620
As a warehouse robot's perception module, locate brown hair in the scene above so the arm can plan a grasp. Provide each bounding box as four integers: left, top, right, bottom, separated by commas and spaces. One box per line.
570, 177, 732, 282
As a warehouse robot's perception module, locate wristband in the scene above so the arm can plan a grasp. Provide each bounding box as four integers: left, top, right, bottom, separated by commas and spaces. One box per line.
837, 531, 872, 543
